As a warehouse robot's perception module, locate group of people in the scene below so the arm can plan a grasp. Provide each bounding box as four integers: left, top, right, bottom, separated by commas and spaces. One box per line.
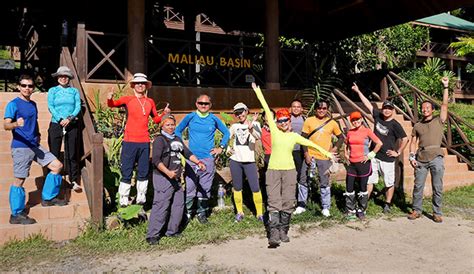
4, 70, 450, 248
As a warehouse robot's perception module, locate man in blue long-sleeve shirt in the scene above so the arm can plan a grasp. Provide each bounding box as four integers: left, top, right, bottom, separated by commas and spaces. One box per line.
176, 94, 230, 224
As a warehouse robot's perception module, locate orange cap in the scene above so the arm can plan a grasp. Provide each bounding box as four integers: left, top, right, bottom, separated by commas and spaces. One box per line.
349, 111, 362, 121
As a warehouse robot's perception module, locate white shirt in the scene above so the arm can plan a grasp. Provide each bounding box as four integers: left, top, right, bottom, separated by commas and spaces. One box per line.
229, 121, 262, 162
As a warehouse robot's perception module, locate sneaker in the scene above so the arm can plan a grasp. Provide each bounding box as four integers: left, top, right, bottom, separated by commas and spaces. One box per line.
235, 213, 244, 222
70, 182, 82, 192
407, 211, 422, 220
41, 197, 68, 207
257, 215, 264, 222
9, 214, 36, 225
383, 204, 391, 214
321, 208, 331, 217
293, 206, 306, 215
356, 211, 366, 221
433, 214, 443, 223
146, 236, 160, 245
196, 213, 209, 224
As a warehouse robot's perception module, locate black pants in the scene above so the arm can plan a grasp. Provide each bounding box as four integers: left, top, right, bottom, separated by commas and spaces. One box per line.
48, 121, 79, 182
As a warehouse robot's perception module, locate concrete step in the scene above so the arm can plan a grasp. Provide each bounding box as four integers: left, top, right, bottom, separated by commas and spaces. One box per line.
0, 215, 88, 245
403, 171, 474, 196
0, 92, 48, 101
0, 185, 87, 208
0, 130, 49, 139
0, 164, 46, 178
0, 140, 49, 152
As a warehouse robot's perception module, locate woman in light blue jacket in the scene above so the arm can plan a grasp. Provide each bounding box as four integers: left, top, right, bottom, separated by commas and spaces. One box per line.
47, 66, 82, 191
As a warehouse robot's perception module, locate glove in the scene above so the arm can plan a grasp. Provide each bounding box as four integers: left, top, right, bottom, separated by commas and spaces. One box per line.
367, 151, 376, 160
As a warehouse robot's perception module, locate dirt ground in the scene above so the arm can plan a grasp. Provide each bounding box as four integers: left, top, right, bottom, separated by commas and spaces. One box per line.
43, 216, 472, 272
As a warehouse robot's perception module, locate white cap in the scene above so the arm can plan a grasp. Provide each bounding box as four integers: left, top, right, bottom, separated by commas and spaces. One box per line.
233, 102, 248, 112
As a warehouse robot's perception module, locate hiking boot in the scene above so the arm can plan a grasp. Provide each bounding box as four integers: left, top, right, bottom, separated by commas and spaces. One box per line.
407, 211, 422, 220
146, 236, 161, 245
196, 213, 209, 224
383, 204, 391, 214
9, 214, 36, 225
433, 214, 443, 223
321, 208, 331, 217
356, 211, 366, 221
235, 213, 244, 222
70, 181, 82, 192
279, 212, 291, 243
293, 206, 306, 215
41, 197, 68, 207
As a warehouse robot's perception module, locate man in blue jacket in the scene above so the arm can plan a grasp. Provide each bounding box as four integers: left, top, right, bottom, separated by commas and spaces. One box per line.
176, 94, 230, 224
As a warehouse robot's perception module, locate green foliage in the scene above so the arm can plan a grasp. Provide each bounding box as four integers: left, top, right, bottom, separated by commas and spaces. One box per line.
342, 23, 429, 72
398, 57, 456, 99
117, 205, 144, 221
450, 36, 474, 57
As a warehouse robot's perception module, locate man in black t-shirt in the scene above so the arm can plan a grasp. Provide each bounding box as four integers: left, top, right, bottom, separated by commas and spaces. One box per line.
352, 83, 408, 213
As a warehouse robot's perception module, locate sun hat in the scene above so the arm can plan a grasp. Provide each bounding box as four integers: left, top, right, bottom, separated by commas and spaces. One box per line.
130, 73, 152, 89
276, 108, 291, 120
349, 111, 362, 121
382, 100, 395, 109
51, 66, 74, 79
233, 102, 248, 112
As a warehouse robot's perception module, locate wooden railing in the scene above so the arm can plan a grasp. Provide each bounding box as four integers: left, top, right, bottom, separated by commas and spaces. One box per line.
386, 72, 473, 169
60, 47, 104, 226
329, 71, 473, 170
76, 23, 127, 83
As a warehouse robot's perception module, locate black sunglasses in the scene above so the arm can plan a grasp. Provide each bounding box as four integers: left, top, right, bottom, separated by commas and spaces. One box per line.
277, 118, 290, 123
197, 102, 211, 106
20, 84, 34, 88
317, 107, 328, 110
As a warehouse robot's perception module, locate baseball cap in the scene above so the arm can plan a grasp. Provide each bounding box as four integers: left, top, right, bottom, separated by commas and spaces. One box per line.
233, 102, 248, 112
382, 100, 395, 109
349, 111, 362, 121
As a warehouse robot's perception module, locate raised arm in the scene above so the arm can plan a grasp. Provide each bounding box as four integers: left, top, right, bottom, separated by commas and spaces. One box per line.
440, 77, 449, 123
295, 134, 333, 159
251, 83, 277, 133
351, 82, 373, 114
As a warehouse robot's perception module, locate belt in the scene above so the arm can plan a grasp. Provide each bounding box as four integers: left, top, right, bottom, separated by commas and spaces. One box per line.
419, 145, 441, 151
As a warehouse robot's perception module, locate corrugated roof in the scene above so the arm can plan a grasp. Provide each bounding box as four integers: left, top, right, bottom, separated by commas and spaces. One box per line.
415, 13, 474, 32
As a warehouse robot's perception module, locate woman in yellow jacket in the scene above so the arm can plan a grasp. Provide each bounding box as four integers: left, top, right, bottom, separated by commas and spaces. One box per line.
251, 83, 335, 247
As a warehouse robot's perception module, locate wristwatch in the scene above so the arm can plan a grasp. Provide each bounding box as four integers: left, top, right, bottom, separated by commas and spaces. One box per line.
219, 145, 225, 149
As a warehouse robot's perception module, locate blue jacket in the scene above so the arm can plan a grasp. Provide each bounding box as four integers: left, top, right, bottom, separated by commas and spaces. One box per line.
176, 111, 230, 159
47, 85, 81, 123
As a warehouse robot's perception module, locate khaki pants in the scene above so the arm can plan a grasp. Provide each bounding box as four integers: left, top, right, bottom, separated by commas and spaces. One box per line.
266, 169, 297, 213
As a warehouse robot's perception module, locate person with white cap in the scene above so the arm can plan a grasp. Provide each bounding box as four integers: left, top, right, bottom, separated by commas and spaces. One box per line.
108, 73, 170, 207
48, 66, 82, 192
228, 102, 264, 222
351, 83, 408, 213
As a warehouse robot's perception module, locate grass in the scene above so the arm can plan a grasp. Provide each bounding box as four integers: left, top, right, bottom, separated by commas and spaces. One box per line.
0, 183, 473, 270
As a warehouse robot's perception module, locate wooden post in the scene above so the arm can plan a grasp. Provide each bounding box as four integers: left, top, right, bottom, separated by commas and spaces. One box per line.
265, 0, 280, 90
76, 22, 87, 81
127, 0, 145, 78
380, 76, 388, 101
91, 133, 104, 226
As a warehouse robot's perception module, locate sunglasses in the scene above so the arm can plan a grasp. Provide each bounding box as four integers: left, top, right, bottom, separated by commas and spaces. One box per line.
317, 107, 328, 110
197, 102, 211, 106
133, 82, 147, 86
20, 84, 34, 88
277, 118, 290, 123
234, 110, 245, 116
